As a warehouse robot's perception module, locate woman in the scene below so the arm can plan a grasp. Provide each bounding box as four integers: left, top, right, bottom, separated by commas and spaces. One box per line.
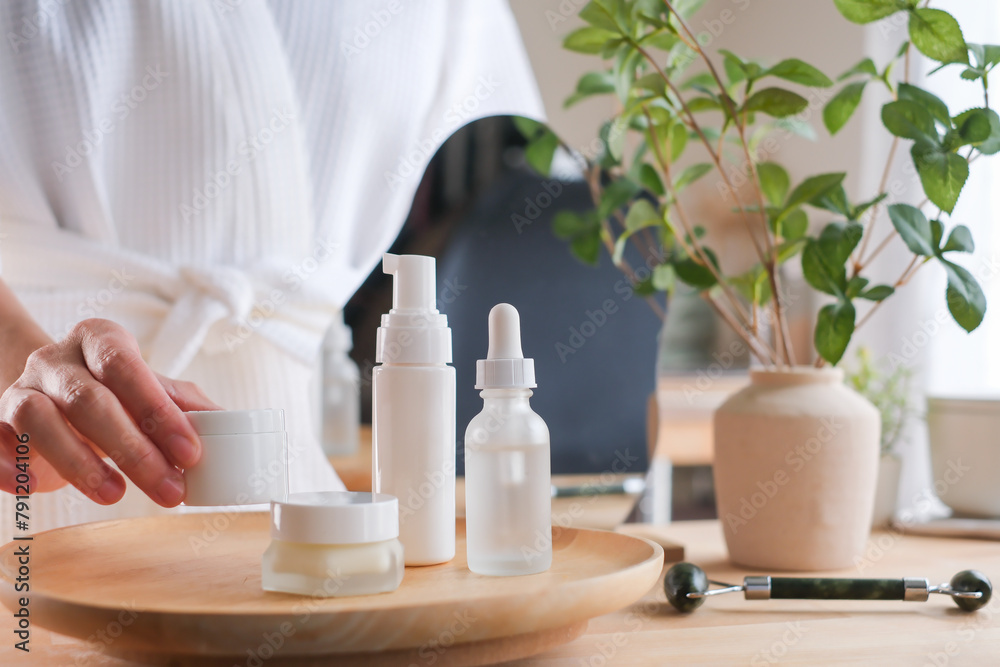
0, 0, 543, 541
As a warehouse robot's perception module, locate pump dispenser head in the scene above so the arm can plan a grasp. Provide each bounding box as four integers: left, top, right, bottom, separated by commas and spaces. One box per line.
476, 303, 536, 389
375, 253, 452, 365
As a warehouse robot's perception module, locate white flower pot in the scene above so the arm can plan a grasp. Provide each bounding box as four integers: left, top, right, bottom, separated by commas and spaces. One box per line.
713, 366, 880, 570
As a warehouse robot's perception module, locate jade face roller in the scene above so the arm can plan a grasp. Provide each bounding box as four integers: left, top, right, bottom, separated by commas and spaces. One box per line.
664, 562, 992, 613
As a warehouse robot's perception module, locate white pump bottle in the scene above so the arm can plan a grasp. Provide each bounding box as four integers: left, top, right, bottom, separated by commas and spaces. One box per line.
373, 253, 456, 566
465, 303, 552, 576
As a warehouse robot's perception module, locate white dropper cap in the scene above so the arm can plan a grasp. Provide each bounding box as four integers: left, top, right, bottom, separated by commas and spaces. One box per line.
376, 253, 452, 365
476, 303, 536, 389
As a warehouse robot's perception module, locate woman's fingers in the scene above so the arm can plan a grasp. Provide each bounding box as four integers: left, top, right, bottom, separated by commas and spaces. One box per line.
0, 423, 68, 494
73, 320, 203, 472
0, 387, 125, 504
29, 351, 187, 507
157, 375, 222, 412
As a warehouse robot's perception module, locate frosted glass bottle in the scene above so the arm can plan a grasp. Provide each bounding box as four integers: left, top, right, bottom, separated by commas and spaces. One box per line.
465, 304, 552, 576
321, 312, 360, 457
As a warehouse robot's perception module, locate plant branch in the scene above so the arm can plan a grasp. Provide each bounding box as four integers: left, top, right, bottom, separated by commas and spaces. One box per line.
704, 292, 779, 365
586, 165, 667, 320
660, 0, 794, 366
644, 107, 757, 329
854, 254, 924, 331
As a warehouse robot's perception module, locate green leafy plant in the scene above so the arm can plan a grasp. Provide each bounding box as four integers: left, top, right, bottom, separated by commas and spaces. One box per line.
520, 0, 995, 366
844, 347, 915, 456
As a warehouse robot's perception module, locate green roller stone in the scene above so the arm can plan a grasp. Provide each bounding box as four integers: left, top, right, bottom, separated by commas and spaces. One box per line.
664, 562, 709, 613
950, 570, 992, 612
771, 578, 905, 601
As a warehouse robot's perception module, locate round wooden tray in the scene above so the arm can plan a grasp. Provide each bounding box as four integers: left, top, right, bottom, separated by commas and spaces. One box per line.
0, 513, 662, 664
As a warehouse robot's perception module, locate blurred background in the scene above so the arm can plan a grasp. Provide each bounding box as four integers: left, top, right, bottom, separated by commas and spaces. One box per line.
335, 0, 1000, 523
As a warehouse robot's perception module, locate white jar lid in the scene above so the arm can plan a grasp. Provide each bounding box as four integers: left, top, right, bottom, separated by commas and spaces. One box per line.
270, 492, 399, 545
186, 409, 285, 435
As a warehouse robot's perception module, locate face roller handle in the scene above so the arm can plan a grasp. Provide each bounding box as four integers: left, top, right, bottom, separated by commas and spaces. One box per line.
665, 563, 992, 613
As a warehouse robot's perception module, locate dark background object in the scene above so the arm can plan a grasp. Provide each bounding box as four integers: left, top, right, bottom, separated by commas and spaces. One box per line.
345, 116, 659, 476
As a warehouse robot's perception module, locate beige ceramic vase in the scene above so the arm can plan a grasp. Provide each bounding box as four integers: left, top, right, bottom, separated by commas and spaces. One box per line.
713, 366, 880, 570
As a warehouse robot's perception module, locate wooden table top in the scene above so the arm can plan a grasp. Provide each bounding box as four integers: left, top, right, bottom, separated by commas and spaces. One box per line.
7, 520, 998, 665
518, 521, 1000, 665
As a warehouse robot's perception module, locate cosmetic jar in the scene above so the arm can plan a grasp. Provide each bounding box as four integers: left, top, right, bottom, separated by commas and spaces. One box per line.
183, 409, 288, 506
262, 492, 404, 597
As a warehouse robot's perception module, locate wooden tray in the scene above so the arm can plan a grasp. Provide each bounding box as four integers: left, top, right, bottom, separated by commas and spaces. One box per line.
0, 513, 662, 664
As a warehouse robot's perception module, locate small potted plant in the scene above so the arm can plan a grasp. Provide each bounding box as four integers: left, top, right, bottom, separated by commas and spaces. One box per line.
845, 347, 915, 527
519, 0, 994, 569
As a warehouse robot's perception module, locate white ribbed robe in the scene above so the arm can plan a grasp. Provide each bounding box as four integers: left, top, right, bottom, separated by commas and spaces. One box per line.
0, 0, 544, 541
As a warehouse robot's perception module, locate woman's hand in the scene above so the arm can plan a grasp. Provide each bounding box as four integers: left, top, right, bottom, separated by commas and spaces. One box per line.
0, 318, 220, 506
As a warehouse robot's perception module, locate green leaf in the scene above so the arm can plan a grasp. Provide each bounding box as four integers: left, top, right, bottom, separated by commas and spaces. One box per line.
833, 0, 908, 24
674, 248, 719, 289
524, 131, 559, 177
624, 199, 660, 232
779, 208, 809, 241
860, 284, 896, 301
597, 178, 639, 221
652, 264, 675, 291
846, 276, 870, 299
571, 229, 603, 266
512, 116, 544, 140
633, 276, 657, 297
638, 163, 665, 196
785, 172, 847, 212
960, 108, 1000, 155
957, 113, 992, 146
612, 234, 629, 265
838, 57, 878, 80
640, 30, 679, 52
720, 49, 748, 85
815, 300, 857, 365
810, 184, 853, 218
954, 108, 994, 148
897, 84, 951, 128
743, 88, 809, 118
942, 260, 986, 331
911, 143, 969, 214
801, 221, 863, 296
668, 122, 688, 162
632, 72, 666, 96
942, 225, 974, 253
766, 58, 833, 87
852, 192, 888, 220
881, 100, 938, 142
887, 203, 935, 256
824, 81, 866, 135
579, 2, 622, 33
909, 8, 969, 64
563, 27, 619, 54
757, 162, 790, 207
601, 118, 628, 165
564, 71, 616, 108
674, 163, 713, 190
553, 210, 597, 240
930, 218, 945, 249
